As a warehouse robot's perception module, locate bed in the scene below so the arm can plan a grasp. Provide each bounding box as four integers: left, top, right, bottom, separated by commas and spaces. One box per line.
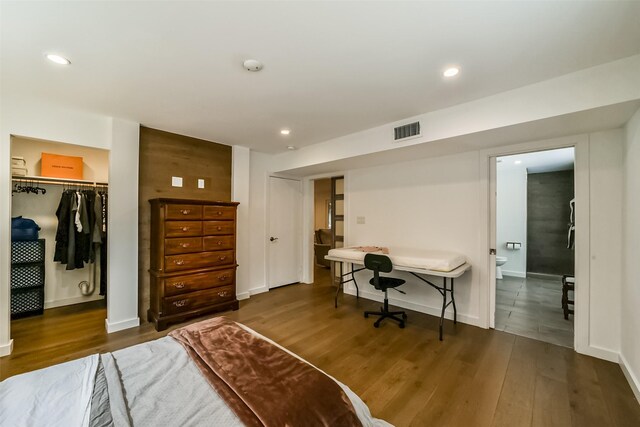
326, 247, 471, 340
0, 317, 391, 427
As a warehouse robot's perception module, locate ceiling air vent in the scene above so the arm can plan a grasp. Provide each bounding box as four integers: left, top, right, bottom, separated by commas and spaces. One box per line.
393, 121, 421, 142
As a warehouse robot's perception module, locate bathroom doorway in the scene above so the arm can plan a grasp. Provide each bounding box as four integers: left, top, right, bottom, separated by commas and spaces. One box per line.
494, 147, 575, 347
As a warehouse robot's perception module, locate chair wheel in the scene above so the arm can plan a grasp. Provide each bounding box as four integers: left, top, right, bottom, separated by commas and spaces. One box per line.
374, 323, 380, 328
364, 313, 368, 318
399, 322, 405, 329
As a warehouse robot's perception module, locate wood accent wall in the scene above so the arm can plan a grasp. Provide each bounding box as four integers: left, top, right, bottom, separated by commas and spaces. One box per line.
138, 127, 232, 320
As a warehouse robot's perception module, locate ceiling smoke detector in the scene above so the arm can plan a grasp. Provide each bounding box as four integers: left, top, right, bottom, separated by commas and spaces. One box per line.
243, 59, 263, 72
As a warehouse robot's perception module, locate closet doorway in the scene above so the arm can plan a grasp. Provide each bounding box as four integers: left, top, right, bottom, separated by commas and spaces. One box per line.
9, 136, 109, 350
493, 147, 575, 347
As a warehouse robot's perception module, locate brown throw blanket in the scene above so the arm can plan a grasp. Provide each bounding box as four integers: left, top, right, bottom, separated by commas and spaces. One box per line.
169, 317, 362, 427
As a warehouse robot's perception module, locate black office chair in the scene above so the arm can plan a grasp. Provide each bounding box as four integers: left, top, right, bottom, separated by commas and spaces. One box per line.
363, 253, 407, 328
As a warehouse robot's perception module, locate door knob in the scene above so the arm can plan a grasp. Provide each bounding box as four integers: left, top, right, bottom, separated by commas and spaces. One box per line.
270, 237, 278, 242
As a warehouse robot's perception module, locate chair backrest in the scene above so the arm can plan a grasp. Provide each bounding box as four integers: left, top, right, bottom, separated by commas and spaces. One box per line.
364, 253, 393, 273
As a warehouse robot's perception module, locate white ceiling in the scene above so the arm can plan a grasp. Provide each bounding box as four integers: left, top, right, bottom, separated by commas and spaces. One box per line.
2, 1, 640, 154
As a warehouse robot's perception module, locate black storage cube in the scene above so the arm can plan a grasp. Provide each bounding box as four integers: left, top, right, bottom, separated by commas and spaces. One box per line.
11, 264, 45, 289
11, 239, 45, 264
11, 287, 44, 318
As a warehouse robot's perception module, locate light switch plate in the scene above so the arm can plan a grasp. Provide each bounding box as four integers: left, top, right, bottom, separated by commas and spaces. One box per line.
357, 216, 365, 224
198, 179, 205, 189
171, 176, 183, 187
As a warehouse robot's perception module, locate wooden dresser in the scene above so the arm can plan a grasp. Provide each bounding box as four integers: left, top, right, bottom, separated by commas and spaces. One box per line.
148, 198, 239, 331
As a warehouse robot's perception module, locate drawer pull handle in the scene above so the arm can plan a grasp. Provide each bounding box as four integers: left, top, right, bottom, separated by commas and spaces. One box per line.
218, 256, 227, 261
180, 243, 191, 248
173, 299, 188, 307
217, 211, 223, 216
217, 241, 223, 245
173, 282, 185, 289
174, 259, 185, 265
181, 227, 189, 232
218, 275, 228, 281
181, 209, 191, 215
218, 291, 228, 297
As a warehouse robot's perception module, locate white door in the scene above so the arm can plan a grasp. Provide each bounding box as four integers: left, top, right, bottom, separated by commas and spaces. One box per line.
268, 176, 302, 288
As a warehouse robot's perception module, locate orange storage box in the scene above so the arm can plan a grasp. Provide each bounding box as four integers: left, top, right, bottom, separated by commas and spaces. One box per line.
41, 153, 84, 180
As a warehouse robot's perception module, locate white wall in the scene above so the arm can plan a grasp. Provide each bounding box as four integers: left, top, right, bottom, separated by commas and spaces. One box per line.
232, 145, 251, 300
105, 118, 140, 333
588, 130, 623, 356
496, 167, 527, 277
345, 151, 482, 325
621, 108, 640, 400
0, 97, 140, 355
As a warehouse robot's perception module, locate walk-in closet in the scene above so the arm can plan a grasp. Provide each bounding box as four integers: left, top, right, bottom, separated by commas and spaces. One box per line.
10, 136, 109, 331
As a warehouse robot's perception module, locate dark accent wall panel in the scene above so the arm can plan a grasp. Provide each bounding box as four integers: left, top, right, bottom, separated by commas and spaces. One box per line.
138, 127, 232, 319
527, 170, 575, 276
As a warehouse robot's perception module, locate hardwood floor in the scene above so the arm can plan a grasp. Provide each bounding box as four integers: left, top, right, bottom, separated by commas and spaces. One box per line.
2, 268, 639, 426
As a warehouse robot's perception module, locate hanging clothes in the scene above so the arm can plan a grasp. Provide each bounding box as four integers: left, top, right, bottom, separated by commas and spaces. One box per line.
99, 192, 108, 296
53, 189, 108, 278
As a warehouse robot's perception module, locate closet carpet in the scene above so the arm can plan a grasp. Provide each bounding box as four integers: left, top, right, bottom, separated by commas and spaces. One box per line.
1, 268, 639, 426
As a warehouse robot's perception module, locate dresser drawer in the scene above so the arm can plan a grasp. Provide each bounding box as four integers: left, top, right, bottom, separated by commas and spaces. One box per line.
164, 268, 235, 297
165, 221, 203, 238
165, 250, 235, 272
203, 221, 235, 236
163, 285, 235, 315
203, 235, 235, 251
203, 206, 235, 220
165, 204, 202, 220
165, 237, 203, 255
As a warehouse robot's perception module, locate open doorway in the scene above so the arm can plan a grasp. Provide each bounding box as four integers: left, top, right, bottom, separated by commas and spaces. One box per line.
494, 147, 575, 347
312, 176, 344, 284
9, 136, 108, 357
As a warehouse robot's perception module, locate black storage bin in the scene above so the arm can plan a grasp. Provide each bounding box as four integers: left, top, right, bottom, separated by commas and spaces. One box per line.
11, 287, 45, 318
10, 239, 45, 318
11, 264, 45, 289
11, 240, 45, 263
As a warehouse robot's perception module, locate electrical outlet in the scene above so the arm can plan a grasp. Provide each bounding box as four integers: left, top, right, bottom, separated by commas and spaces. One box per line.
171, 176, 183, 187
198, 179, 205, 189
357, 216, 365, 224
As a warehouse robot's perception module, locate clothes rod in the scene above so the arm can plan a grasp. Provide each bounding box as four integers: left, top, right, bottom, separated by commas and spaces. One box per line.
12, 175, 108, 187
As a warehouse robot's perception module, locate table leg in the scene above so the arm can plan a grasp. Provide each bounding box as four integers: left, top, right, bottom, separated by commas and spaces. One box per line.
352, 263, 359, 299
440, 279, 447, 341
334, 261, 343, 308
451, 278, 457, 324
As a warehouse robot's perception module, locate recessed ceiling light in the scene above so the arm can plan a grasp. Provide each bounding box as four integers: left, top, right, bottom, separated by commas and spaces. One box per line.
280, 129, 291, 135
287, 145, 296, 150
443, 67, 459, 77
46, 54, 71, 65
514, 160, 522, 165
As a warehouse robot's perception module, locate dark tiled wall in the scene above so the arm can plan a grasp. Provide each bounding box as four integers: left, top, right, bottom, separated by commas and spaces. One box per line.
527, 170, 575, 276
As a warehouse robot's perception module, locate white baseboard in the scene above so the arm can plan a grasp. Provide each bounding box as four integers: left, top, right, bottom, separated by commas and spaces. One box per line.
0, 339, 13, 357
45, 294, 104, 309
105, 317, 140, 333
343, 287, 482, 328
620, 353, 640, 404
502, 270, 526, 278
576, 343, 619, 363
249, 286, 269, 296
236, 292, 250, 300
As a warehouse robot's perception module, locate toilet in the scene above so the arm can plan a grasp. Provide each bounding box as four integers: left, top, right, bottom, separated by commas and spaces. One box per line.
496, 256, 508, 279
